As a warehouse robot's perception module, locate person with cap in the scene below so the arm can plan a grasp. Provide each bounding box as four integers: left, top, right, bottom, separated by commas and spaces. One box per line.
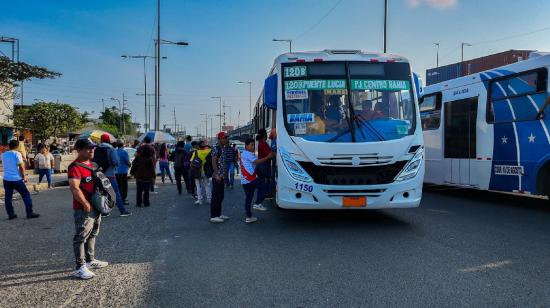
68, 138, 109, 280
209, 131, 231, 223
93, 134, 131, 217
115, 140, 131, 205
2, 139, 39, 220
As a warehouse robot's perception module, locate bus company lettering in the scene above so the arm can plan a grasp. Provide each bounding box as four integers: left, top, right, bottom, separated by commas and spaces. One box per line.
351, 79, 410, 91
284, 79, 347, 90
287, 113, 315, 124
453, 88, 469, 96
494, 165, 524, 176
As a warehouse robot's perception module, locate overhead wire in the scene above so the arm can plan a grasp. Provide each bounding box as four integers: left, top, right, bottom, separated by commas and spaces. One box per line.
294, 0, 344, 39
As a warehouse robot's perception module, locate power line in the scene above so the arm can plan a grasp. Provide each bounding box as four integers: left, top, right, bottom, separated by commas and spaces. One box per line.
294, 0, 344, 39
470, 26, 550, 46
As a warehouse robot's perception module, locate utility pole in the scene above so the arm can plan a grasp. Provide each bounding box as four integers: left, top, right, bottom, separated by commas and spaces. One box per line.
383, 0, 388, 53
173, 107, 177, 135
434, 43, 440, 67
211, 96, 222, 132
200, 113, 209, 140
461, 42, 472, 63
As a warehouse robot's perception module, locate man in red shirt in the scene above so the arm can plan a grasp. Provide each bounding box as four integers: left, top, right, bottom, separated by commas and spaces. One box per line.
68, 138, 109, 280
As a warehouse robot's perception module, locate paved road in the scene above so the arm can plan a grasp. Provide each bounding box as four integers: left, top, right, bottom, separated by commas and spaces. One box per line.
1, 180, 550, 307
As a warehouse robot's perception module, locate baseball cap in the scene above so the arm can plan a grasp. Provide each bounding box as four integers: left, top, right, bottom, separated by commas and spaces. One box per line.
217, 131, 227, 139
75, 138, 96, 150
100, 133, 111, 143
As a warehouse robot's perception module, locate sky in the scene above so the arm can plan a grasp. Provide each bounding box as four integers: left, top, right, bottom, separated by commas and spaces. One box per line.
2, 0, 550, 135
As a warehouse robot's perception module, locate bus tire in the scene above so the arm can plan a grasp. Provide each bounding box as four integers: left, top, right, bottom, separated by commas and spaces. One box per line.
536, 162, 550, 201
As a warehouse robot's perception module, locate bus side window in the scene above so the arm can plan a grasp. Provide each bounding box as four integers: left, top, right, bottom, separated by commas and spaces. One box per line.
419, 93, 441, 130
488, 69, 548, 123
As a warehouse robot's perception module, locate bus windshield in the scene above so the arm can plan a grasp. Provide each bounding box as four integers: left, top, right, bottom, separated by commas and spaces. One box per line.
282, 62, 415, 143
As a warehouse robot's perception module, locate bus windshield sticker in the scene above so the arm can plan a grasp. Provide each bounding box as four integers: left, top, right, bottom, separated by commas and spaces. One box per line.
494, 165, 524, 176
351, 79, 411, 91
284, 66, 307, 78
284, 79, 347, 91
396, 125, 409, 135
285, 90, 308, 100
287, 113, 315, 123
324, 89, 348, 95
294, 123, 307, 135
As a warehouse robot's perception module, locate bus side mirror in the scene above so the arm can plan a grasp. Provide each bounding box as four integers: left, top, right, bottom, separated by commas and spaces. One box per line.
264, 74, 277, 110
413, 73, 423, 101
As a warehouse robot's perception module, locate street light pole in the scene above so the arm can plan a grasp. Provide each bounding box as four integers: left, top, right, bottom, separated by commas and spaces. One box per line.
156, 0, 161, 132
272, 39, 292, 52
237, 81, 252, 122
383, 0, 388, 53
434, 42, 440, 67
461, 42, 471, 63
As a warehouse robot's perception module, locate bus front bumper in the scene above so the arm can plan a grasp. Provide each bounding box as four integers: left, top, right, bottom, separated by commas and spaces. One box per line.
276, 169, 423, 210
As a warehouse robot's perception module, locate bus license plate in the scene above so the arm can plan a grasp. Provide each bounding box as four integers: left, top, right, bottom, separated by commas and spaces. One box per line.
342, 196, 366, 207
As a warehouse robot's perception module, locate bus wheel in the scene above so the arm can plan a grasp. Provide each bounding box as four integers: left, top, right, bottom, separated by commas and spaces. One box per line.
537, 164, 550, 202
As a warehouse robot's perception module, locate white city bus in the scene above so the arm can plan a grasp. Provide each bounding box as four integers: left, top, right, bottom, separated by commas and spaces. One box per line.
253, 50, 424, 209
420, 52, 550, 199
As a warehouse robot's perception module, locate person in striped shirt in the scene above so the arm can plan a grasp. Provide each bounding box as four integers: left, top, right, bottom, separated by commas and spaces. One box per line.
240, 138, 274, 223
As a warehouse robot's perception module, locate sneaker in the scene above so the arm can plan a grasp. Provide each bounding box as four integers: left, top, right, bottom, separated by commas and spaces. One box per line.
73, 265, 95, 280
194, 200, 202, 205
120, 211, 132, 217
86, 259, 109, 269
151, 191, 158, 194
245, 217, 258, 223
27, 213, 40, 219
253, 204, 267, 211
220, 215, 230, 220
123, 200, 130, 205
8, 214, 17, 220
144, 204, 150, 207
136, 204, 142, 207
210, 217, 224, 223
101, 212, 111, 217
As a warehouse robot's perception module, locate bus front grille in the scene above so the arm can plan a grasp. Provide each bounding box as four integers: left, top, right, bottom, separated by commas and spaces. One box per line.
298, 161, 407, 185
323, 189, 386, 197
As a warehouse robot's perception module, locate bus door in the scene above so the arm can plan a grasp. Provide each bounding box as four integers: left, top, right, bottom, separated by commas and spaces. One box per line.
443, 97, 478, 185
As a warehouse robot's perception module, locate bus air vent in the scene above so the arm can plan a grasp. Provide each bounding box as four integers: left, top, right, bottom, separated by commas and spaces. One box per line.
298, 161, 407, 185
324, 49, 361, 55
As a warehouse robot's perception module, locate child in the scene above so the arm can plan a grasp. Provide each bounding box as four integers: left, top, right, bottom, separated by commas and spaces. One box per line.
240, 138, 274, 223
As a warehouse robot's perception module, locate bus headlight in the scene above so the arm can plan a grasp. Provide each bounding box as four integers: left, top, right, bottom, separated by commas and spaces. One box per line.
279, 147, 313, 183
394, 147, 424, 182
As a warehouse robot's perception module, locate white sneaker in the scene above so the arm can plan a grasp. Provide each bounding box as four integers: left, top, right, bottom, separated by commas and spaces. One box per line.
219, 215, 230, 220
194, 200, 202, 205
253, 204, 267, 211
210, 217, 224, 223
73, 265, 95, 280
245, 217, 258, 223
86, 259, 109, 269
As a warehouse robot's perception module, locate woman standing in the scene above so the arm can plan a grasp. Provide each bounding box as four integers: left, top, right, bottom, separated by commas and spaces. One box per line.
35, 144, 54, 188
158, 143, 174, 184
190, 141, 212, 205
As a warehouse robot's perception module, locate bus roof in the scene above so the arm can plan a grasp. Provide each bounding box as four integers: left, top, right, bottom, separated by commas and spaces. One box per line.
423, 52, 550, 95
273, 50, 410, 66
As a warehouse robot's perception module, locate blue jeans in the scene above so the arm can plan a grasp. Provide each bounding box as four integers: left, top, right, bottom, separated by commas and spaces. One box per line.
225, 162, 235, 186
242, 179, 258, 218
3, 180, 34, 217
255, 176, 268, 205
38, 169, 52, 188
107, 177, 128, 214
159, 161, 173, 183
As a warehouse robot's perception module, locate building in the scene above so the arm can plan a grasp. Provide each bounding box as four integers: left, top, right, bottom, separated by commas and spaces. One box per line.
0, 83, 15, 151
426, 50, 534, 86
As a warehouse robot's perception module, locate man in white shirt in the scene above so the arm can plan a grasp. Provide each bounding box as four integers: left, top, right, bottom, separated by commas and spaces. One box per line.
2, 139, 39, 220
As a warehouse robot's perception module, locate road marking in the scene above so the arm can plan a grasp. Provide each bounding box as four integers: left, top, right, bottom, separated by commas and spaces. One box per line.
459, 260, 512, 273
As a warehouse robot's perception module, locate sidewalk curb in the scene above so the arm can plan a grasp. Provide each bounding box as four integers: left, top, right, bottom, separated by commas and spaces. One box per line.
0, 180, 69, 197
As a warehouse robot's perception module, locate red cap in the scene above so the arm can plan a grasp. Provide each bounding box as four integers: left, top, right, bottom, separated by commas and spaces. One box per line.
217, 131, 227, 139
100, 133, 111, 143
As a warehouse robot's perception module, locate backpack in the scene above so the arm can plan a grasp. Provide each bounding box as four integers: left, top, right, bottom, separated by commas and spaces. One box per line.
70, 162, 116, 215
93, 146, 110, 172
189, 151, 202, 179
204, 146, 220, 178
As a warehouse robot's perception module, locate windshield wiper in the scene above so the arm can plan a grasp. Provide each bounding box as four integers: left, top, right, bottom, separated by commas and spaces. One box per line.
354, 116, 385, 141
536, 96, 550, 120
